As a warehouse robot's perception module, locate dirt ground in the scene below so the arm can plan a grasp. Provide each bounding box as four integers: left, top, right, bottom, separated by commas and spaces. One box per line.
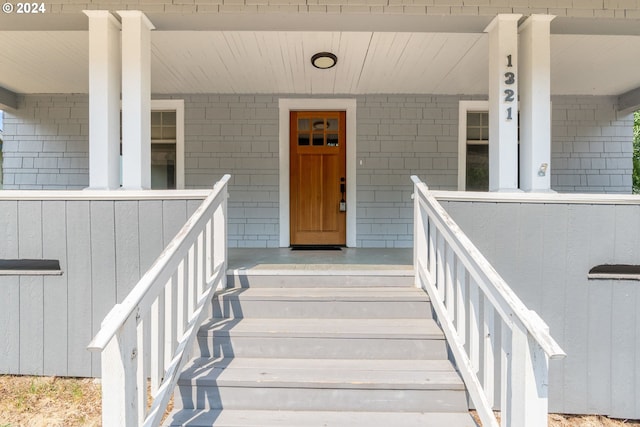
471, 411, 640, 427
1, 375, 639, 427
0, 376, 101, 427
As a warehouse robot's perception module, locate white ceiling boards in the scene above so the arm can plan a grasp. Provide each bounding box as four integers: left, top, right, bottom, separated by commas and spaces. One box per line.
1, 30, 639, 96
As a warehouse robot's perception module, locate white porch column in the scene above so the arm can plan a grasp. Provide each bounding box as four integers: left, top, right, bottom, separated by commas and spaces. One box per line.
485, 14, 522, 192
117, 11, 155, 189
519, 15, 555, 192
84, 11, 121, 190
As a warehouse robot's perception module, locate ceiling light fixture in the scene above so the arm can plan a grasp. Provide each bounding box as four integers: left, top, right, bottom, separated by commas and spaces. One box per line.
311, 52, 338, 69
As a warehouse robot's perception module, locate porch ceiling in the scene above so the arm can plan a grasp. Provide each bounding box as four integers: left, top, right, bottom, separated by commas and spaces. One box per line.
1, 30, 640, 97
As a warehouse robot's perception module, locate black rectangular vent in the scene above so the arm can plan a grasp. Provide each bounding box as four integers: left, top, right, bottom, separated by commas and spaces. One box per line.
0, 259, 63, 276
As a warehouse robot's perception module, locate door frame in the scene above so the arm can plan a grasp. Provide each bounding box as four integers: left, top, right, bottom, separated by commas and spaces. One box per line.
279, 98, 357, 247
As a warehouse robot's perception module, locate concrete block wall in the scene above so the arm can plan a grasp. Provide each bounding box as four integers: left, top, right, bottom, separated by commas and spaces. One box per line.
40, 1, 640, 19
551, 96, 634, 193
1, 95, 89, 190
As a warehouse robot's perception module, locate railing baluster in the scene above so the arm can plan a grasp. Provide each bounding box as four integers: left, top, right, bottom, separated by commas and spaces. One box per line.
435, 232, 445, 302
500, 319, 512, 427
164, 275, 177, 372
187, 244, 196, 318
468, 276, 480, 374
455, 260, 466, 346
136, 316, 147, 426
206, 218, 213, 282
196, 232, 205, 298
445, 244, 455, 320
427, 216, 436, 285
176, 258, 187, 340
150, 294, 165, 395
483, 302, 496, 408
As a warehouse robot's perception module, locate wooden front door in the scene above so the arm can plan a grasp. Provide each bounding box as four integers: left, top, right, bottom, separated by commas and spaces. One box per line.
290, 111, 346, 246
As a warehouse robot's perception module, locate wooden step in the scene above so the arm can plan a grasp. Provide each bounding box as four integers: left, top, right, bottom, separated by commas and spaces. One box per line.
175, 357, 467, 412
197, 317, 447, 359
164, 409, 478, 427
226, 270, 414, 288
169, 279, 472, 427
212, 287, 432, 319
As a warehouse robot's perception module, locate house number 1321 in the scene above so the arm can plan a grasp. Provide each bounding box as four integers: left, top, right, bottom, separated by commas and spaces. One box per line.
504, 54, 515, 121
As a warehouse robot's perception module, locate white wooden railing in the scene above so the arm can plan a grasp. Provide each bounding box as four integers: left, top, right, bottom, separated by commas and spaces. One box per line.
88, 174, 230, 427
411, 176, 566, 427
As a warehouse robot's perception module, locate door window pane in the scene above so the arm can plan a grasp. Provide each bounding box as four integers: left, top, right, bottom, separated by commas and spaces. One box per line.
327, 133, 339, 147
467, 111, 488, 142
312, 119, 325, 131
151, 143, 176, 189
466, 145, 489, 191
298, 134, 310, 146
298, 118, 310, 131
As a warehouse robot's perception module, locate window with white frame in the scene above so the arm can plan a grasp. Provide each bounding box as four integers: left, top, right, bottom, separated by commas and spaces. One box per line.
465, 110, 490, 191
150, 110, 178, 189
457, 101, 519, 191
120, 99, 184, 189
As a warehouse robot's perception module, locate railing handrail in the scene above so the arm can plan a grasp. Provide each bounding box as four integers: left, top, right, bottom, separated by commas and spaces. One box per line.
413, 174, 567, 426
88, 174, 230, 352
411, 175, 565, 360
88, 174, 230, 427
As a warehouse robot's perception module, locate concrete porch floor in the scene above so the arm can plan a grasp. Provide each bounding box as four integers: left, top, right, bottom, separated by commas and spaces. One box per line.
228, 248, 413, 273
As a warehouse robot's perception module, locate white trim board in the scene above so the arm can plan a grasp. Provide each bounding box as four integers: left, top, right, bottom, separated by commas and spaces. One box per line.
0, 189, 210, 201
279, 98, 357, 248
433, 190, 640, 205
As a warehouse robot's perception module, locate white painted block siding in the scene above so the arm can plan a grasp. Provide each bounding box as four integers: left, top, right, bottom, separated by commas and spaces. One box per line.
1, 94, 634, 247
356, 95, 461, 248
1, 95, 89, 190
551, 96, 634, 193
37, 1, 640, 19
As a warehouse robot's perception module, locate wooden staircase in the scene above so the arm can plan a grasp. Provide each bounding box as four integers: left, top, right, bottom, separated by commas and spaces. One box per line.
163, 272, 476, 427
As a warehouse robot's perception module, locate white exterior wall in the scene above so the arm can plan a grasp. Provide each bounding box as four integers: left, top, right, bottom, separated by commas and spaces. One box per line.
1, 93, 635, 246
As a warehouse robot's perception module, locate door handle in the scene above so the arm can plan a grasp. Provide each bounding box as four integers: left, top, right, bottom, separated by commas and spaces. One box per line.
339, 177, 346, 212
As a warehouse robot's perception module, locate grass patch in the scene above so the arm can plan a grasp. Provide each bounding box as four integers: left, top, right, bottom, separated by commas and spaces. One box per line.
1, 375, 638, 426
0, 375, 101, 427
